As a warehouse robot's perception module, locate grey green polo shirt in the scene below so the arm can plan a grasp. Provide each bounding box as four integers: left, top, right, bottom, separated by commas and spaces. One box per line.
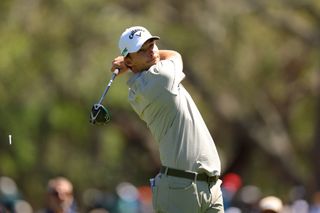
127, 57, 221, 176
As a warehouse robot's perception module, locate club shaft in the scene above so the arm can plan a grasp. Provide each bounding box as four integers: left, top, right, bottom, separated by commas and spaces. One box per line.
98, 69, 119, 104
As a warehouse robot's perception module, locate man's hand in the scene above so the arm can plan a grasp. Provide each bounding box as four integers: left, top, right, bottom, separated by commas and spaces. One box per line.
111, 56, 130, 75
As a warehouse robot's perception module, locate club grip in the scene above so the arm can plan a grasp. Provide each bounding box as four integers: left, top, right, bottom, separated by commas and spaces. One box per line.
113, 68, 120, 76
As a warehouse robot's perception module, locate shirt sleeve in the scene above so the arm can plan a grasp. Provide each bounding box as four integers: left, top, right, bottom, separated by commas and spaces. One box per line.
147, 56, 185, 95
168, 55, 185, 88
127, 56, 185, 117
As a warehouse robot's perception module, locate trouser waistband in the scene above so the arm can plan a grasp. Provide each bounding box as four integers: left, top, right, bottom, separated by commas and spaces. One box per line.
160, 166, 219, 184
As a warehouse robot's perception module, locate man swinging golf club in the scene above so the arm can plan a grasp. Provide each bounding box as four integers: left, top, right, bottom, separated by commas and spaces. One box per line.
111, 26, 224, 213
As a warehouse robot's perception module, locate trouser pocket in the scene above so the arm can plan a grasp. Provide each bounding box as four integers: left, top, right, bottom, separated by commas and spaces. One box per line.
151, 173, 167, 212
167, 177, 200, 213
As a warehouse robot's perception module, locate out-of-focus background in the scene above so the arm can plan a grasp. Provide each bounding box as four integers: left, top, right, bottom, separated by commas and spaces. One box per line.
0, 0, 320, 212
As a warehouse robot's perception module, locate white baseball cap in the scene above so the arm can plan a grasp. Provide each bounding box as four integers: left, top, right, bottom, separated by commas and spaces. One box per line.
118, 26, 160, 57
259, 196, 283, 212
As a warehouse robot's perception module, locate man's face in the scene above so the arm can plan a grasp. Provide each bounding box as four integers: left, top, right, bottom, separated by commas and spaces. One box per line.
125, 39, 160, 72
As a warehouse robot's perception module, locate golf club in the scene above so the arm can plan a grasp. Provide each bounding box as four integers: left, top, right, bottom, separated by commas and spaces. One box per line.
90, 69, 119, 125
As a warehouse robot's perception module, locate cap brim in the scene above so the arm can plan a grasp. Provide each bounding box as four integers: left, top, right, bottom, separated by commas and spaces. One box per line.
129, 36, 160, 55
149, 36, 160, 40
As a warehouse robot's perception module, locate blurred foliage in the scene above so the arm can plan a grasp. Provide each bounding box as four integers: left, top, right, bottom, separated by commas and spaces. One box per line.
0, 0, 320, 210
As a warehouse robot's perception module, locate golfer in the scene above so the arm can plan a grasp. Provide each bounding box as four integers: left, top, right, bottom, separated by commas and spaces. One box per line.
111, 26, 224, 213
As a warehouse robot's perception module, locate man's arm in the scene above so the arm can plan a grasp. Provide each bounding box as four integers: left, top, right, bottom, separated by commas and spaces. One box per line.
159, 50, 184, 75
158, 50, 185, 92
159, 50, 182, 61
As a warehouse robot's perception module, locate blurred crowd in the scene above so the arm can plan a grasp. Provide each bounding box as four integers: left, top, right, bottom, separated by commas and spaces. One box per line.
0, 176, 152, 213
221, 173, 320, 213
0, 173, 320, 213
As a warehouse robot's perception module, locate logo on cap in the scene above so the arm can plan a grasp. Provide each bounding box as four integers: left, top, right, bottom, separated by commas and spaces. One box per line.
129, 29, 144, 39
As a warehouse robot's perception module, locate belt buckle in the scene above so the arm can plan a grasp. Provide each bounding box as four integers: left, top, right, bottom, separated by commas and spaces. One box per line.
207, 175, 218, 183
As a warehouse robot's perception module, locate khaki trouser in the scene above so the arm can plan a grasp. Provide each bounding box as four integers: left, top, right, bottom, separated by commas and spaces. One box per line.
151, 173, 224, 213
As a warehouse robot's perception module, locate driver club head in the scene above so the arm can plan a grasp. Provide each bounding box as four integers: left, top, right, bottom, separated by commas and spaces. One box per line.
90, 104, 111, 125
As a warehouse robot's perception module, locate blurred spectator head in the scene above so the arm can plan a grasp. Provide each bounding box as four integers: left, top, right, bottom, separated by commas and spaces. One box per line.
116, 182, 139, 213
46, 176, 75, 212
225, 206, 242, 213
14, 199, 33, 213
222, 173, 242, 193
312, 191, 320, 206
0, 176, 20, 212
238, 185, 261, 205
259, 196, 283, 213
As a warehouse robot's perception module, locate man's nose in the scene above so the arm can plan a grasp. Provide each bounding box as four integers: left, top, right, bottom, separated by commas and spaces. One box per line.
148, 49, 155, 57
149, 46, 157, 56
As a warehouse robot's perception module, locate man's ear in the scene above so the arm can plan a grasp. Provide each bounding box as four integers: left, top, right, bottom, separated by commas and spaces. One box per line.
124, 56, 133, 68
